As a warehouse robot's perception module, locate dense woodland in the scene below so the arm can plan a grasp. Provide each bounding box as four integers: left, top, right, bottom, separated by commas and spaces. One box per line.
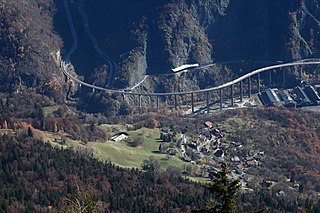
0, 133, 207, 212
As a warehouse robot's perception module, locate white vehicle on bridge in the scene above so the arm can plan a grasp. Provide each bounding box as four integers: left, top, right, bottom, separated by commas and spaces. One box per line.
172, 63, 199, 73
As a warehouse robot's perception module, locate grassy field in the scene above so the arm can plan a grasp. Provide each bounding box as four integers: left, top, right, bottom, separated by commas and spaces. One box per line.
186, 176, 212, 184
90, 127, 187, 170
38, 125, 187, 170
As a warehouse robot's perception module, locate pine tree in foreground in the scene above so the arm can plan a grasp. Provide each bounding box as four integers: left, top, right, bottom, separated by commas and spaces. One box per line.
195, 162, 241, 213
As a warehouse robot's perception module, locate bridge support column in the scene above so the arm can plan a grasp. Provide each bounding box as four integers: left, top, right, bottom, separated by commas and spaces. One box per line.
248, 76, 251, 98
156, 96, 159, 108
282, 70, 286, 87
92, 88, 95, 93
206, 91, 210, 114
219, 89, 223, 110
257, 73, 261, 93
191, 93, 194, 113
231, 85, 234, 106
174, 95, 178, 110
78, 83, 82, 92
269, 71, 272, 87
239, 81, 243, 102
138, 95, 141, 107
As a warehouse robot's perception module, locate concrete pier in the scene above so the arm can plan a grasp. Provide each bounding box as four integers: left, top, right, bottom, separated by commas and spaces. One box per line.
191, 93, 195, 113
283, 70, 286, 87
248, 76, 251, 98
156, 96, 159, 108
240, 81, 243, 102
219, 89, 223, 110
206, 91, 210, 114
257, 73, 261, 93
269, 71, 272, 87
174, 95, 178, 110
138, 95, 141, 107
231, 84, 234, 106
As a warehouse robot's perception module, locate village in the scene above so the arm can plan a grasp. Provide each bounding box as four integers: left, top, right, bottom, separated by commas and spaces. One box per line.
156, 120, 302, 193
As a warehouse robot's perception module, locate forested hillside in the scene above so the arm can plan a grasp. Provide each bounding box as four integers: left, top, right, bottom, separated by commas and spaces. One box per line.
0, 0, 63, 99
1, 107, 320, 212
0, 133, 206, 212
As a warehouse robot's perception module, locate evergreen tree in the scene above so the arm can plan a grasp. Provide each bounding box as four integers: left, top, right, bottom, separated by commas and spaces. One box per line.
306, 200, 314, 213
195, 162, 241, 213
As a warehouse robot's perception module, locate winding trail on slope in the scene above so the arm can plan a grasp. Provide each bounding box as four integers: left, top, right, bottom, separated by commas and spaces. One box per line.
67, 0, 118, 88
64, 1, 78, 60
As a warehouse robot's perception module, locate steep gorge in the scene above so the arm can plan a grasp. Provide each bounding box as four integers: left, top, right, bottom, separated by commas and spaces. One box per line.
70, 0, 320, 89
1, 0, 320, 115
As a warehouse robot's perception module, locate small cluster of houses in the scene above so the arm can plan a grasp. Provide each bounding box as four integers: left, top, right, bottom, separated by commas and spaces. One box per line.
259, 84, 320, 107
159, 120, 269, 189
230, 151, 265, 177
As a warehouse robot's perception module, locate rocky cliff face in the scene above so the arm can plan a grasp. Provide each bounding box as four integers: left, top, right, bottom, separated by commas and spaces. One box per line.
75, 0, 320, 92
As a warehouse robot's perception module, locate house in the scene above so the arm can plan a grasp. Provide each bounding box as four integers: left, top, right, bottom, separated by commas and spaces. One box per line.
259, 89, 282, 106
292, 86, 312, 106
204, 121, 213, 129
212, 128, 220, 136
245, 156, 254, 161
245, 159, 258, 167
303, 85, 320, 105
277, 89, 296, 108
168, 148, 177, 156
219, 126, 227, 132
159, 144, 170, 153
214, 149, 224, 159
232, 141, 242, 147
111, 132, 129, 142
293, 181, 300, 188
220, 142, 229, 150
188, 142, 197, 149
261, 180, 272, 188
231, 156, 241, 163
182, 154, 192, 162
276, 191, 286, 197
201, 147, 210, 154
191, 151, 202, 160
